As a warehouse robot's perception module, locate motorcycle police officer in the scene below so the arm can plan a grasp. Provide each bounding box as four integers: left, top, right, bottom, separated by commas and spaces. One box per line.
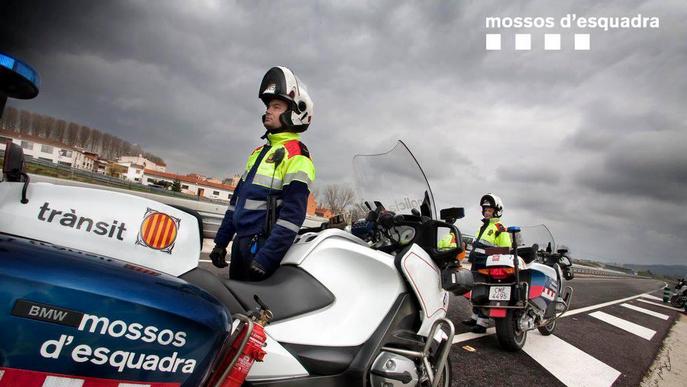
210, 66, 316, 281
463, 193, 512, 333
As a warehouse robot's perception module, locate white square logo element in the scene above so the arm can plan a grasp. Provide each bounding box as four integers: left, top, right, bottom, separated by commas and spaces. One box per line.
515, 34, 531, 50
545, 34, 561, 50
575, 34, 590, 50
486, 34, 501, 50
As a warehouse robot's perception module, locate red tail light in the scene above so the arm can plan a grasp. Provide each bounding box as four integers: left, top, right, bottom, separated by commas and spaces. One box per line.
485, 267, 514, 280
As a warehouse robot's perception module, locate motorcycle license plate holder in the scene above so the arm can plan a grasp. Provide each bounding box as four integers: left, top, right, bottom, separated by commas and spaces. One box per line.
489, 286, 511, 301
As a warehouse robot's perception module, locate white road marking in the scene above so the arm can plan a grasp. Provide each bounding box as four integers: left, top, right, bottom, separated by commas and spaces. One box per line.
589, 311, 656, 340
641, 294, 664, 301
524, 331, 621, 387
453, 288, 665, 343
43, 376, 85, 387
565, 291, 658, 317
621, 303, 669, 320
637, 298, 685, 312
452, 327, 496, 344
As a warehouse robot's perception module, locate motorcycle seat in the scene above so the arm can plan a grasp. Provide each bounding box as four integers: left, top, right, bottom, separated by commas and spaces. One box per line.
179, 267, 246, 315
222, 266, 335, 322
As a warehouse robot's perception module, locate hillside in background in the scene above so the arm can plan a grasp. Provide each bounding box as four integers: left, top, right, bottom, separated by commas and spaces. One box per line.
0, 106, 164, 164
622, 264, 687, 278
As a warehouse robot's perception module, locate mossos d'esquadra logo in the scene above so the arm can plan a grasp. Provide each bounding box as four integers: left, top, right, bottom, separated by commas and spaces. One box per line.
136, 208, 180, 254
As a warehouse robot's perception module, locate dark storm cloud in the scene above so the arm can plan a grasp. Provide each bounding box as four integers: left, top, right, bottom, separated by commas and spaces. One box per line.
1, 0, 686, 266
576, 130, 687, 202
496, 165, 560, 185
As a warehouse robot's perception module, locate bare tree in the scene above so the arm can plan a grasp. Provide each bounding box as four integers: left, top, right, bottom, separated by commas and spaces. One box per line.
101, 133, 113, 159
78, 126, 92, 148
19, 110, 31, 135
320, 184, 356, 215
29, 112, 42, 136
54, 119, 66, 142
110, 137, 123, 158
90, 129, 102, 154
1, 106, 19, 131
44, 116, 56, 139
65, 122, 80, 145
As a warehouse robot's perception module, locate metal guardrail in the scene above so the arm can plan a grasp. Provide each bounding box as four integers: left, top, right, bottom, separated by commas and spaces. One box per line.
572, 264, 641, 278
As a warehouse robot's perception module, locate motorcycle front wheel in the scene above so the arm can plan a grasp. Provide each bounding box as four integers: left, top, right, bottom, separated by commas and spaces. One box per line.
670, 295, 686, 309
537, 319, 556, 336
495, 310, 527, 351
422, 357, 452, 387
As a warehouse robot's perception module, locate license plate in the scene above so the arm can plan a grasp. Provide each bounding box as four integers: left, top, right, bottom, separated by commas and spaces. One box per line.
489, 286, 511, 301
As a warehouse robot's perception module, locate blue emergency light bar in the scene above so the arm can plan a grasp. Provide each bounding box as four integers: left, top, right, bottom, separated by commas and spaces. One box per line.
0, 52, 40, 88
0, 52, 40, 100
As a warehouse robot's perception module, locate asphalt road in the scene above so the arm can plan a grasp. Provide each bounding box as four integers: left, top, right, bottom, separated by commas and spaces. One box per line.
446, 277, 677, 386
199, 255, 678, 386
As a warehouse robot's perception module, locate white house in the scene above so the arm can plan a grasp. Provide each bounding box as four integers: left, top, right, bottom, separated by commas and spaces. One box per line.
142, 169, 235, 201
0, 130, 98, 172
117, 161, 145, 183
118, 154, 166, 172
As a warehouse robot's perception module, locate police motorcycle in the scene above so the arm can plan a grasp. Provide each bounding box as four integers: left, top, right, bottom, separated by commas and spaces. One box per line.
469, 224, 574, 351
670, 278, 686, 309
0, 55, 473, 387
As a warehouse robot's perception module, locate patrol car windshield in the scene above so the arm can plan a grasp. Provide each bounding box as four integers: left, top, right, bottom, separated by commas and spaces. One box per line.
518, 224, 556, 253
353, 141, 436, 219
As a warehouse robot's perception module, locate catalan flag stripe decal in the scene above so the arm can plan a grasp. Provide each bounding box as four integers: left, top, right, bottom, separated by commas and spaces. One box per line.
148, 214, 165, 246
143, 214, 159, 242
139, 212, 178, 250
156, 217, 173, 248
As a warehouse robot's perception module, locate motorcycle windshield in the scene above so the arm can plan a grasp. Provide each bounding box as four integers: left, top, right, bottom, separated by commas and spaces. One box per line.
353, 141, 436, 219
519, 224, 556, 253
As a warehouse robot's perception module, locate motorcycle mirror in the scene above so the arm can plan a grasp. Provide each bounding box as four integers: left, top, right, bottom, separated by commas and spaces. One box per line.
0, 52, 40, 118
2, 141, 26, 182
440, 207, 465, 223
557, 244, 569, 255
420, 191, 432, 218
507, 226, 521, 234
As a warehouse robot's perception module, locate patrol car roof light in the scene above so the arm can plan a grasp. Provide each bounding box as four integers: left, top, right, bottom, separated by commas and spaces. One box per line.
0, 52, 40, 118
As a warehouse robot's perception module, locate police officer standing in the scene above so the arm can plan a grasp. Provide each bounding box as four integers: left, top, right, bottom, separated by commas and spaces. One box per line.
210, 66, 316, 281
463, 193, 512, 333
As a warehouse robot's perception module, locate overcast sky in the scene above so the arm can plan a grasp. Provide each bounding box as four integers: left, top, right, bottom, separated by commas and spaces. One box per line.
1, 0, 685, 268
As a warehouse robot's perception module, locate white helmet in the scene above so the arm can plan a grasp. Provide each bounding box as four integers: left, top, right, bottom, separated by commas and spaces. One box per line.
480, 193, 504, 218
259, 66, 313, 133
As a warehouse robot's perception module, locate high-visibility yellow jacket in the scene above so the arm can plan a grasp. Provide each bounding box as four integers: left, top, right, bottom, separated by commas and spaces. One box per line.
214, 132, 316, 270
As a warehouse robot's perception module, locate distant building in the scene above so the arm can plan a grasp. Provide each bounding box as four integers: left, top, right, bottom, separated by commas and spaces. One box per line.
305, 194, 334, 218
117, 161, 145, 183
0, 130, 101, 172
118, 154, 166, 172
142, 169, 236, 202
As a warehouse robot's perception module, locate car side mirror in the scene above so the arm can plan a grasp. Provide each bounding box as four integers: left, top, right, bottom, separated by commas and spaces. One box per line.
2, 141, 26, 182
440, 207, 464, 223
0, 52, 40, 118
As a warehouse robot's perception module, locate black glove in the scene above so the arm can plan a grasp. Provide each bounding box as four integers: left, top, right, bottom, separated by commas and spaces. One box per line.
210, 245, 228, 268
249, 260, 267, 281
